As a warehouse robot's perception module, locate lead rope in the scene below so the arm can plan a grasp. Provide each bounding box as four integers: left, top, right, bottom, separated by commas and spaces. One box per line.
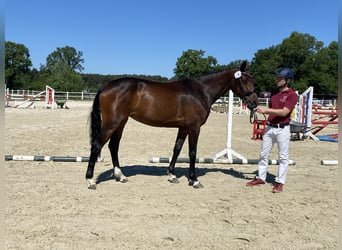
250, 110, 266, 124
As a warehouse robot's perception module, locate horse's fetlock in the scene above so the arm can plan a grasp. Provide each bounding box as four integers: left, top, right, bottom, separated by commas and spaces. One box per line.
87, 179, 97, 189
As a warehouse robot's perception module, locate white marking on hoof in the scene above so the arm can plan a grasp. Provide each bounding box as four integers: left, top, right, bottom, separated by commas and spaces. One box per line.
87, 179, 96, 189
188, 179, 203, 188
192, 181, 203, 189
168, 174, 179, 183
114, 167, 128, 183
119, 176, 128, 183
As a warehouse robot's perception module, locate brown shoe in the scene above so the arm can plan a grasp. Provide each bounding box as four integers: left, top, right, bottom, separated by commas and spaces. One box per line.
272, 182, 283, 193
246, 178, 265, 186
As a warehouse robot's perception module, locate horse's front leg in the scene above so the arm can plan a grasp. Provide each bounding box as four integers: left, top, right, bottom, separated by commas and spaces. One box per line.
187, 127, 203, 188
168, 129, 187, 183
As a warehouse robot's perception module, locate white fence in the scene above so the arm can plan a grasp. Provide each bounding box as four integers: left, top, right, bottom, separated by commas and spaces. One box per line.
6, 89, 97, 101
5, 89, 271, 112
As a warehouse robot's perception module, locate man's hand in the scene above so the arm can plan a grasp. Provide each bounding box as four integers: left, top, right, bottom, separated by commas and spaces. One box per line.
254, 106, 268, 114
254, 106, 291, 117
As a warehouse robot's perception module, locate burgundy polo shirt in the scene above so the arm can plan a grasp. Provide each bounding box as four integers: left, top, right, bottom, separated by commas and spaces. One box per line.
267, 88, 298, 124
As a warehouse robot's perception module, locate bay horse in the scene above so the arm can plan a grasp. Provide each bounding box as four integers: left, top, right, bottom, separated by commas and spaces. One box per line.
86, 61, 259, 189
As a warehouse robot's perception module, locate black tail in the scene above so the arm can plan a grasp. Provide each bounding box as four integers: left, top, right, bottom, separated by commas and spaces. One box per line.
90, 87, 104, 150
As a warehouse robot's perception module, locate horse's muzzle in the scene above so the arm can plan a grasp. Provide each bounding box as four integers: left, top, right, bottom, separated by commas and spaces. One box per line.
243, 92, 259, 110
246, 100, 258, 110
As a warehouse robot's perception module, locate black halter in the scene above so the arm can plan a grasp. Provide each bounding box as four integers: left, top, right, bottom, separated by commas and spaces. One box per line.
235, 71, 259, 123
234, 71, 256, 102
235, 71, 255, 96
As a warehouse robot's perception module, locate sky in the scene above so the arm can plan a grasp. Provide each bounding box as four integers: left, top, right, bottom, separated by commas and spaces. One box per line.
5, 0, 338, 78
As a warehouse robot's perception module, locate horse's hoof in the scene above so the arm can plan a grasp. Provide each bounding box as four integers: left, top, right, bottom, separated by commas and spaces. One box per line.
88, 183, 97, 190
193, 181, 203, 189
168, 178, 180, 183
168, 174, 179, 183
114, 167, 127, 182
87, 179, 96, 189
119, 177, 128, 183
189, 180, 203, 188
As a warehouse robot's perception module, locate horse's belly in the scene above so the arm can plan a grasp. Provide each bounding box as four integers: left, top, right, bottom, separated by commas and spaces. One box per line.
130, 113, 186, 128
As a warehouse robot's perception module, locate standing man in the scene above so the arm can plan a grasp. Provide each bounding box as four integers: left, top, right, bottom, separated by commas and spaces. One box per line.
246, 68, 298, 193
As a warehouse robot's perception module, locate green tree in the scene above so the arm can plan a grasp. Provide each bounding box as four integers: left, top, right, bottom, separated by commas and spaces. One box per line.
46, 46, 84, 72
250, 45, 281, 93
5, 41, 32, 89
44, 60, 85, 91
298, 41, 338, 95
279, 32, 323, 75
250, 32, 337, 95
278, 32, 324, 92
26, 68, 47, 90
44, 46, 86, 91
173, 49, 217, 79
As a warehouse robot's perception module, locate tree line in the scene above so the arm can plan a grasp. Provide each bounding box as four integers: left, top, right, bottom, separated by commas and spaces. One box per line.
5, 31, 337, 97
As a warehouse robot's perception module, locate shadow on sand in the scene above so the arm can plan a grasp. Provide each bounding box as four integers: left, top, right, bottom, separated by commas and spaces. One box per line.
96, 164, 276, 185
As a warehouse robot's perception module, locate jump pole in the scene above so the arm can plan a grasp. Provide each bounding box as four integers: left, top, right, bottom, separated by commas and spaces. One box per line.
292, 86, 317, 140
5, 155, 103, 162
13, 89, 46, 108
320, 160, 338, 166
45, 85, 55, 109
210, 90, 247, 161
149, 157, 296, 165
149, 90, 296, 165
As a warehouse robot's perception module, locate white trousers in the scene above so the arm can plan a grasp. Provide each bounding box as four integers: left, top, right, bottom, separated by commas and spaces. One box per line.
257, 125, 291, 184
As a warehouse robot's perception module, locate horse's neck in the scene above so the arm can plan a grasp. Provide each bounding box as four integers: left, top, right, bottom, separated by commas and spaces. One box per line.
198, 71, 234, 104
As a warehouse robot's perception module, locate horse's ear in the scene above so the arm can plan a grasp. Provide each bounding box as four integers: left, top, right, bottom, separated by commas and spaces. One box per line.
240, 61, 249, 72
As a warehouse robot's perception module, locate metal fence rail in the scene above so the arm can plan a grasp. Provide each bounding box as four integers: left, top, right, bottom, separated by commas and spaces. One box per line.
6, 89, 97, 101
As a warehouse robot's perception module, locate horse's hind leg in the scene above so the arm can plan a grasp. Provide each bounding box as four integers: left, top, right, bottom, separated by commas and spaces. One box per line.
168, 128, 187, 183
108, 119, 128, 183
86, 131, 111, 189
86, 147, 100, 189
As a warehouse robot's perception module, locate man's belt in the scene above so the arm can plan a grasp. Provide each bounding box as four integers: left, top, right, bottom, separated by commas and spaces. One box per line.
267, 123, 290, 128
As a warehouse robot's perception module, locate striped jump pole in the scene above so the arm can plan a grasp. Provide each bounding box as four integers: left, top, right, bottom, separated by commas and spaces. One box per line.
320, 160, 338, 166
5, 155, 103, 162
149, 157, 296, 165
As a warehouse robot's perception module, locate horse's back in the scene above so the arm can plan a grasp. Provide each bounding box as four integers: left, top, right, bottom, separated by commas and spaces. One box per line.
97, 77, 208, 127
101, 77, 192, 106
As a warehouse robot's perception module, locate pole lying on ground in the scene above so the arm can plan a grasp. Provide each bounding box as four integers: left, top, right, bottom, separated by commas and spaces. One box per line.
149, 157, 296, 165
320, 160, 338, 165
5, 155, 103, 162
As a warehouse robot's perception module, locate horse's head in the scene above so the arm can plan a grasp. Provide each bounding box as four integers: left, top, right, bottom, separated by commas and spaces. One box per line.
233, 61, 259, 110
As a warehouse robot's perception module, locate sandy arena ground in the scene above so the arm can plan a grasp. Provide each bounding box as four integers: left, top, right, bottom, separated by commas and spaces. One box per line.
5, 101, 338, 249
